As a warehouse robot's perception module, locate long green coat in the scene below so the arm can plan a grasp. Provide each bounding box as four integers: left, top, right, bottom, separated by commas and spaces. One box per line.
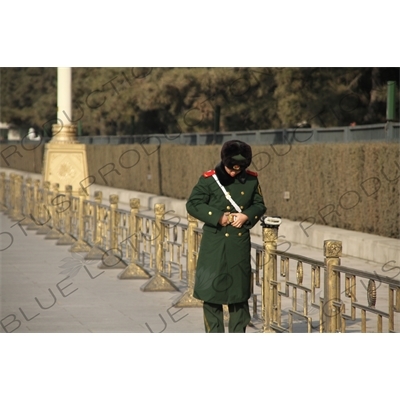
186, 164, 266, 304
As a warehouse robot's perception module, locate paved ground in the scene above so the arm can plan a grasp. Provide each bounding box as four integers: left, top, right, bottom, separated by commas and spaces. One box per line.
0, 211, 205, 333
1, 211, 399, 333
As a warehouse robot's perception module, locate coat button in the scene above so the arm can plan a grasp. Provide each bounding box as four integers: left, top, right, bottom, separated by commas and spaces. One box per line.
255, 215, 258, 219
226, 206, 231, 210
240, 206, 244, 210
241, 191, 245, 195
208, 211, 212, 215
225, 233, 229, 237
238, 232, 242, 236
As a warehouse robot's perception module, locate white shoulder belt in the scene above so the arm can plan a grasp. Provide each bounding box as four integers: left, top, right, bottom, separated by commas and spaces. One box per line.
212, 173, 242, 213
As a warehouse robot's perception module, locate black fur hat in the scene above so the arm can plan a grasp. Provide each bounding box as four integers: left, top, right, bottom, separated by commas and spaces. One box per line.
221, 140, 252, 169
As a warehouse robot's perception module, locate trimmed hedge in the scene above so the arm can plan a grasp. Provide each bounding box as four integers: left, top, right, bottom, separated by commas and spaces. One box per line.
1, 142, 398, 238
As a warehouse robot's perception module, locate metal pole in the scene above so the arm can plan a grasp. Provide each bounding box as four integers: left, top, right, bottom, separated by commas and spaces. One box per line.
386, 81, 397, 121
213, 105, 221, 143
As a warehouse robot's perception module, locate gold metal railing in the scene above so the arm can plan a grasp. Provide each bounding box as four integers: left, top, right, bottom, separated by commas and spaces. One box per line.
83, 191, 105, 259
1, 172, 399, 333
332, 265, 400, 333
260, 221, 400, 333
172, 215, 203, 307
267, 249, 326, 333
36, 181, 52, 235
117, 199, 151, 279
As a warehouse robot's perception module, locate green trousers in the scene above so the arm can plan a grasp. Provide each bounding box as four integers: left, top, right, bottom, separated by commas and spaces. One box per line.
203, 301, 251, 333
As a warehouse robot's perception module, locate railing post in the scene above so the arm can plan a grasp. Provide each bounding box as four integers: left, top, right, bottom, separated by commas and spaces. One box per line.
70, 187, 91, 252
57, 185, 76, 245
118, 198, 151, 279
85, 191, 106, 260
97, 194, 127, 269
7, 173, 15, 217
141, 203, 179, 292
172, 214, 203, 307
21, 177, 33, 226
45, 183, 62, 239
323, 240, 342, 333
0, 172, 7, 211
261, 217, 281, 333
11, 175, 24, 221
36, 181, 52, 235
27, 179, 41, 230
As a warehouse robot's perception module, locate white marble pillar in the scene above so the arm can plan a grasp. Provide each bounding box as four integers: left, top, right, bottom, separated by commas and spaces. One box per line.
57, 67, 72, 125
50, 67, 77, 143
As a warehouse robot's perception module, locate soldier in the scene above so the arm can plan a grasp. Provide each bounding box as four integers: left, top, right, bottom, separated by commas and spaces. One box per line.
186, 140, 266, 333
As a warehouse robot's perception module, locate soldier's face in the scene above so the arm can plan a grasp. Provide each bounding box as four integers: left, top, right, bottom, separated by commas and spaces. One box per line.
224, 165, 241, 177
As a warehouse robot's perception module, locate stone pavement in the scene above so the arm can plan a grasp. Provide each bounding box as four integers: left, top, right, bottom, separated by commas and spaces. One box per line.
0, 211, 206, 333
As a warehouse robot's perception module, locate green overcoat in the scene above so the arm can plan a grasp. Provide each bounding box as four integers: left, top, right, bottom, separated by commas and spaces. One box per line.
186, 163, 266, 304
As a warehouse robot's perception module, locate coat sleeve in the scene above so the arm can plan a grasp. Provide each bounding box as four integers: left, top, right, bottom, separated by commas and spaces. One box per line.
186, 176, 223, 227
242, 179, 267, 229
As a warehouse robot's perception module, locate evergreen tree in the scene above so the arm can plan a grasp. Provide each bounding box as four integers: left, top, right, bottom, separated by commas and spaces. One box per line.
1, 67, 398, 137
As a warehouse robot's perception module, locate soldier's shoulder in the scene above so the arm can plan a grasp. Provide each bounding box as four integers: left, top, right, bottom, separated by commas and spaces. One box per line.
202, 169, 216, 178
246, 169, 258, 177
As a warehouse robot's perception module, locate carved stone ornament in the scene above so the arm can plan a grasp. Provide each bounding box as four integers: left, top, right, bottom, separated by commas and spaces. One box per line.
324, 240, 342, 257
